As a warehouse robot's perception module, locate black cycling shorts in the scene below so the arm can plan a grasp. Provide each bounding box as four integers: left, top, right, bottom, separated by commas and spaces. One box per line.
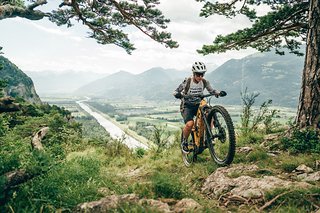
181, 104, 199, 123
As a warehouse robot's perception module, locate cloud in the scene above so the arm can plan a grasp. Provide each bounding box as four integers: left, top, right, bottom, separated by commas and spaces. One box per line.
0, 0, 258, 74
29, 21, 83, 42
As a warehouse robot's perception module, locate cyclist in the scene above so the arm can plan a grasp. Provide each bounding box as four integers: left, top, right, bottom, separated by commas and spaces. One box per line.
173, 61, 225, 152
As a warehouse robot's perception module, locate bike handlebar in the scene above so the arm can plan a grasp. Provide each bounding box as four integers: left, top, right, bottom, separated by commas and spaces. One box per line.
182, 91, 227, 99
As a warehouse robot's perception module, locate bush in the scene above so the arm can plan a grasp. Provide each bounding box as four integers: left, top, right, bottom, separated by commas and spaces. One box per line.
9, 154, 104, 211
105, 137, 132, 159
151, 172, 185, 199
239, 88, 280, 136
281, 128, 320, 154
134, 147, 146, 158
237, 131, 264, 145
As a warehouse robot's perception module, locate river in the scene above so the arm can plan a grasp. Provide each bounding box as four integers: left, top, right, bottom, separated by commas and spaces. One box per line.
76, 100, 148, 150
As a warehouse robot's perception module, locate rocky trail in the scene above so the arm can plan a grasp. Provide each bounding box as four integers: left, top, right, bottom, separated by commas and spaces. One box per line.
75, 163, 320, 212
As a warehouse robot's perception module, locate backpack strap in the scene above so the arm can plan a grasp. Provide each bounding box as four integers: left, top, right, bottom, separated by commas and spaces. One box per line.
184, 77, 192, 95
202, 78, 207, 89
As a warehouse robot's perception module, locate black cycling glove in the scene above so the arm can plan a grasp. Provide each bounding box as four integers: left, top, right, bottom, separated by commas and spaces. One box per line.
174, 92, 183, 99
219, 91, 227, 97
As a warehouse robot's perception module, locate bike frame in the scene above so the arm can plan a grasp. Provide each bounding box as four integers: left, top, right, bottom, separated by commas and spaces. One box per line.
192, 98, 214, 149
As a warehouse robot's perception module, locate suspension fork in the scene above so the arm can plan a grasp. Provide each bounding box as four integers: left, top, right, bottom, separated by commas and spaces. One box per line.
201, 107, 214, 142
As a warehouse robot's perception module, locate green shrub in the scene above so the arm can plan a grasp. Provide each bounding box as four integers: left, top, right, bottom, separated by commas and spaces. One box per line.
237, 131, 264, 145
134, 147, 146, 158
151, 172, 185, 199
280, 162, 298, 173
9, 155, 104, 211
247, 149, 269, 162
239, 88, 280, 135
281, 128, 320, 154
128, 182, 153, 198
105, 138, 132, 159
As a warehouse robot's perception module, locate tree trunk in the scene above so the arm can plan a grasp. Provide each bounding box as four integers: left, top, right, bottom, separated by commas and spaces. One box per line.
296, 0, 320, 129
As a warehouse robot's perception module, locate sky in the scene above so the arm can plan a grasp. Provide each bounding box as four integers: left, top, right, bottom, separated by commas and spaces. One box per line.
0, 0, 259, 75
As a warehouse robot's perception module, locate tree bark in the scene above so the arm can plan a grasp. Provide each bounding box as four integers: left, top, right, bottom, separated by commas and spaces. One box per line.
31, 127, 49, 150
296, 0, 320, 129
2, 170, 36, 192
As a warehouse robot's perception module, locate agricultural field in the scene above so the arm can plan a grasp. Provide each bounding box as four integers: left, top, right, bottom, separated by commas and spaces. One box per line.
42, 96, 297, 144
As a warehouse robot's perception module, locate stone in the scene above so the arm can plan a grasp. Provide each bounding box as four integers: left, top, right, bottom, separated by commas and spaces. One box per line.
139, 199, 171, 213
295, 164, 314, 173
202, 164, 311, 204
173, 198, 202, 213
75, 194, 139, 212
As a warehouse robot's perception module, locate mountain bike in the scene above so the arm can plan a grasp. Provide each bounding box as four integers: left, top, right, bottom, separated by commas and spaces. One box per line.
181, 93, 236, 167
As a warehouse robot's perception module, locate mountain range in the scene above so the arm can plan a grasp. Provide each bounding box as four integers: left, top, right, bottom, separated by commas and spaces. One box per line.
74, 51, 304, 107
74, 68, 189, 101
1, 49, 304, 108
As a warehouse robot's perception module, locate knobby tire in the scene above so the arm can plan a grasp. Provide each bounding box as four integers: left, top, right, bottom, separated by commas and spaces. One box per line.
206, 105, 236, 166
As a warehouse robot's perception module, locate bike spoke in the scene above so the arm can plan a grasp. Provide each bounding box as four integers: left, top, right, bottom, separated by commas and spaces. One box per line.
206, 106, 236, 166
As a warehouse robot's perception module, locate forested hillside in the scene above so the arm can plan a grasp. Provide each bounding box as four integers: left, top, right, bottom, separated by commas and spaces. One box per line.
0, 56, 41, 104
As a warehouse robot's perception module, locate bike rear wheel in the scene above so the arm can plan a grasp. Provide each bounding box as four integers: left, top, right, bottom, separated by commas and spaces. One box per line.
181, 132, 196, 167
206, 105, 236, 166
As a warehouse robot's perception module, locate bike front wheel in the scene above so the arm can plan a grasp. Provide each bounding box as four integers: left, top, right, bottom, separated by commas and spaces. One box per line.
206, 105, 236, 166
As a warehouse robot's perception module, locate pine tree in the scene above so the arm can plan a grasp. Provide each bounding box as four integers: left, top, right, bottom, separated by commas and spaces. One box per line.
0, 0, 178, 54
196, 0, 319, 129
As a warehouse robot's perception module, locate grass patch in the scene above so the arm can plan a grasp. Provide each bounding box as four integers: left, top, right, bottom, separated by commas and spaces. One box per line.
9, 149, 105, 211
277, 153, 318, 173
264, 187, 320, 212
151, 171, 186, 199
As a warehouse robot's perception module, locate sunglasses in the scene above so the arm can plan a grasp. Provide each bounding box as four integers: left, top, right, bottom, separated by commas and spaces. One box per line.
195, 73, 204, 77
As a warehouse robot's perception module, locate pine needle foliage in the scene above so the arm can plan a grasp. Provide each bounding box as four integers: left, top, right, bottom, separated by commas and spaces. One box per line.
0, 0, 178, 54
197, 0, 309, 56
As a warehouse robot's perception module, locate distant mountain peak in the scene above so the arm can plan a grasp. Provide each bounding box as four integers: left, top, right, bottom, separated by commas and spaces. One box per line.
111, 70, 133, 76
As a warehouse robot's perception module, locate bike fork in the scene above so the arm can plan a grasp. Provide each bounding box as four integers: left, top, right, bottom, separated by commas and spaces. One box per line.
201, 108, 215, 144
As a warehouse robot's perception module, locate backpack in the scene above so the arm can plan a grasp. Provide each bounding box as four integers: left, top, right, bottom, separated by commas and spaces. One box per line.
183, 77, 207, 95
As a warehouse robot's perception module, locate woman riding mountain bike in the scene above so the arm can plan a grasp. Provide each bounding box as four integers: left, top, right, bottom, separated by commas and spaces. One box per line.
173, 61, 226, 152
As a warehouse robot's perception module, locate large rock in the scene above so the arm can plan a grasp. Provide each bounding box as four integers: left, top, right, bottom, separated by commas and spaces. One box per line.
202, 164, 311, 205
173, 198, 203, 213
75, 194, 139, 212
75, 194, 202, 213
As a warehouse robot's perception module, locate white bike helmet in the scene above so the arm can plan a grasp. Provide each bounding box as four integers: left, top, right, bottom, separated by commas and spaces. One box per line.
192, 62, 207, 73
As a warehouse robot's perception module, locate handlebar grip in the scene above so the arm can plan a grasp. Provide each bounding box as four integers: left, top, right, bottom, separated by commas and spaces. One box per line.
219, 91, 227, 97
